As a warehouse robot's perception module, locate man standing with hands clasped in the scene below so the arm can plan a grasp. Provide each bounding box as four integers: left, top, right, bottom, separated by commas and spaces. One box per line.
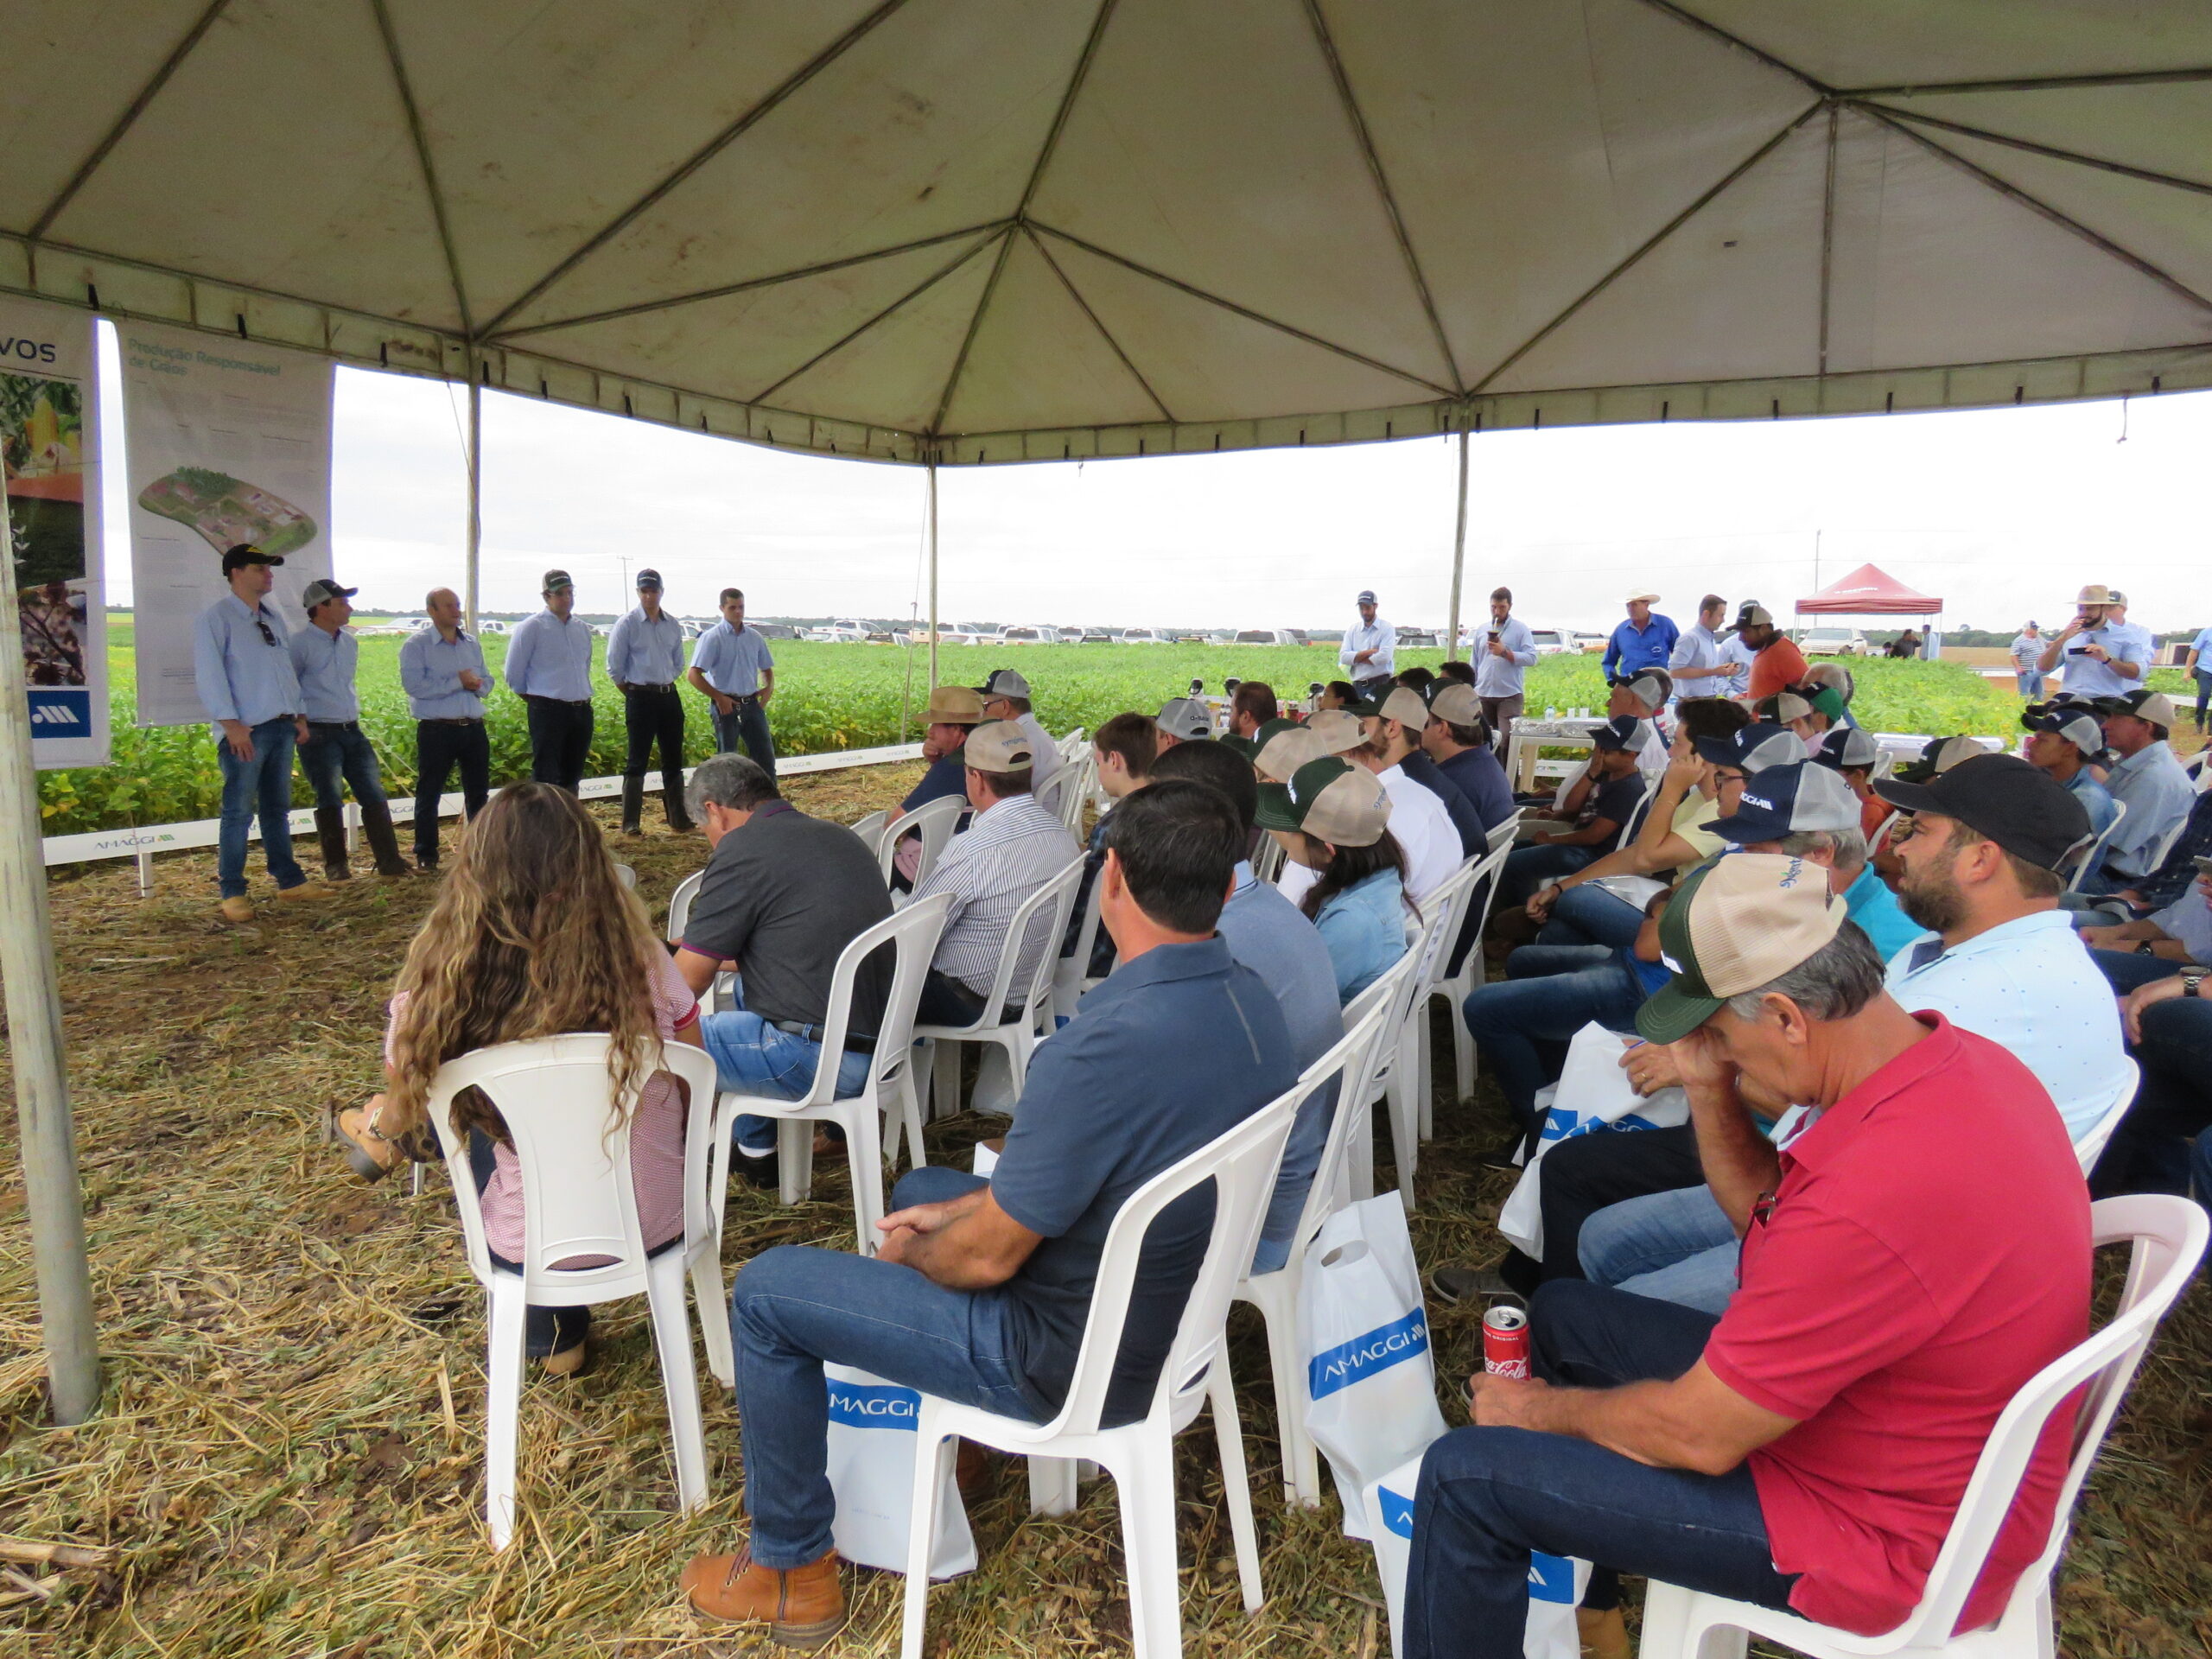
399, 588, 495, 873
504, 569, 597, 792
289, 576, 410, 882
689, 586, 777, 777
606, 567, 694, 835
193, 543, 329, 923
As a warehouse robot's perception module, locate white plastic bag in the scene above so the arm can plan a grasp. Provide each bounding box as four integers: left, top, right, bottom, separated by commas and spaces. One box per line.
1497, 1022, 1688, 1261
1298, 1195, 1448, 1539
1366, 1447, 1590, 1659
821, 1364, 976, 1578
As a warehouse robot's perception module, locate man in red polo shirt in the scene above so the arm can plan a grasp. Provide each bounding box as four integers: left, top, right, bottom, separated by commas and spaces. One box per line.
1404, 854, 2089, 1659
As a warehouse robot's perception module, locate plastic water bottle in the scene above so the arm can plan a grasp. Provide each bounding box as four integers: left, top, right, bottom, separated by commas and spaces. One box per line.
1544, 706, 1558, 721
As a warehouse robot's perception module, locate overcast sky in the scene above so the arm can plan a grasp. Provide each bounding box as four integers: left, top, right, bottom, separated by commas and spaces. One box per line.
97, 323, 2210, 635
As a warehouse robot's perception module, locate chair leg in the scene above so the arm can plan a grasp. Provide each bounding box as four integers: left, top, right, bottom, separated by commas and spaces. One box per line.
645, 1254, 709, 1514
847, 1106, 886, 1256
1637, 1582, 1750, 1659
900, 1070, 929, 1170
1386, 1067, 1419, 1212
485, 1277, 529, 1550
901, 1417, 953, 1659
1416, 1012, 1435, 1141
1111, 1433, 1188, 1659
1208, 1376, 1265, 1612
690, 1243, 734, 1390
1451, 984, 1477, 1101
931, 1039, 963, 1121
777, 1116, 813, 1207
1257, 1286, 1320, 1507
1029, 1455, 1080, 1516
1350, 1090, 1376, 1203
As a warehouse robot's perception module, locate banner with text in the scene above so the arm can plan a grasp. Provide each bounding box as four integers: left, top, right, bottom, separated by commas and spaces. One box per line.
3, 297, 109, 768
120, 322, 333, 728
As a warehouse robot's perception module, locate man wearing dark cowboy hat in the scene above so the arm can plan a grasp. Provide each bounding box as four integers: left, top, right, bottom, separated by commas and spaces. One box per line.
606, 567, 694, 834
505, 568, 597, 792
289, 576, 410, 881
193, 543, 330, 923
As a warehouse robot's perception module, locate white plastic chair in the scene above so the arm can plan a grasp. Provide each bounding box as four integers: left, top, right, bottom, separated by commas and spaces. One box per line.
1405, 848, 1501, 1134
1051, 859, 1107, 1029
2135, 806, 2190, 885
712, 892, 952, 1257
879, 794, 964, 887
420, 1034, 723, 1549
664, 867, 737, 1015
612, 861, 637, 891
899, 1081, 1306, 1659
1441, 836, 1528, 1103
1639, 1194, 2209, 1659
848, 808, 890, 854
1484, 809, 1523, 855
2069, 1057, 2139, 1176
1231, 997, 1400, 1507
1034, 766, 1080, 832
2063, 798, 2128, 893
916, 855, 1086, 1120
1381, 856, 1481, 1193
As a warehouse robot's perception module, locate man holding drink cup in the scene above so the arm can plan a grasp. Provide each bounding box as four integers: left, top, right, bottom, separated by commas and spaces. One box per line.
2037, 582, 2149, 699
1473, 586, 1537, 751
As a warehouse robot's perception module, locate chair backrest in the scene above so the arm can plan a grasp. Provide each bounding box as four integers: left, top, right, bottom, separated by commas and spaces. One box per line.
666, 868, 703, 945
1407, 855, 1480, 1001
2139, 804, 2190, 880
1484, 809, 1522, 855
1875, 1195, 2208, 1649
877, 793, 965, 886
1616, 780, 1656, 847
1251, 832, 1287, 885
1059, 754, 1097, 834
1867, 809, 1901, 857
847, 809, 890, 855
977, 855, 1089, 1028
1282, 997, 1400, 1261
2065, 798, 2128, 893
1041, 1083, 1305, 1439
1058, 727, 1088, 759
1063, 859, 1106, 984
2069, 1057, 2139, 1175
1342, 949, 1416, 1039
1454, 836, 1516, 962
789, 891, 956, 1110
613, 862, 638, 892
1034, 766, 1078, 829
425, 1034, 720, 1301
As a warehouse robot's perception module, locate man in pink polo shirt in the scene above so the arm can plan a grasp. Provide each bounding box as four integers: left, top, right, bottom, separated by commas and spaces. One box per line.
1405, 854, 2090, 1659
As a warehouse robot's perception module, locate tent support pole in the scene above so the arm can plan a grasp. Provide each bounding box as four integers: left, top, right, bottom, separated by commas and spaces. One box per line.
0, 468, 101, 1426
925, 456, 939, 693
463, 355, 482, 632
1446, 419, 1471, 658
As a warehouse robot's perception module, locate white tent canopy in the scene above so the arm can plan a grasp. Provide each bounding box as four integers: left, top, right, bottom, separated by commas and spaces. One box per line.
6, 0, 2212, 466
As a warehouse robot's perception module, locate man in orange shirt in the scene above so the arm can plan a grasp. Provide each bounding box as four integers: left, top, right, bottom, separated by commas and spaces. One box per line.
1735, 602, 1808, 702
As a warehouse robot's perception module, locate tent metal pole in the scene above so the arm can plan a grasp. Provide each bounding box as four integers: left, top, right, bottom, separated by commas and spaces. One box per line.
0, 468, 102, 1425
463, 356, 482, 632
1446, 418, 1471, 659
925, 456, 939, 693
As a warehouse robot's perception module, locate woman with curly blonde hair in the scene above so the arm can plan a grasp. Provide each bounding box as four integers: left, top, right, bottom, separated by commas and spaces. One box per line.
330, 781, 704, 1374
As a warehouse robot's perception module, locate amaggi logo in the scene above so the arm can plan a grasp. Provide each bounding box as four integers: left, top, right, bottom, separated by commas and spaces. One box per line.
826, 1377, 921, 1429
2, 335, 60, 365
29, 690, 90, 731
1307, 1307, 1429, 1400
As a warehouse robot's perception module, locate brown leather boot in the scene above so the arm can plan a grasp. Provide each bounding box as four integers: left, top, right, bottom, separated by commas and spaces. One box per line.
679, 1546, 844, 1649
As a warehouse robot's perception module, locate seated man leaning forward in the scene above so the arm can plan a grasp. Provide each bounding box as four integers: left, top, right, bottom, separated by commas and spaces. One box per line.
1408, 854, 2091, 1659
678, 780, 1297, 1643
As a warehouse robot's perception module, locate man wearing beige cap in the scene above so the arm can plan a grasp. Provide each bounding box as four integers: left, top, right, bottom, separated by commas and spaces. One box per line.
1733, 601, 1808, 703
1424, 682, 1515, 831
911, 721, 1081, 1027
1344, 687, 1464, 896
1412, 852, 2091, 1659
2085, 690, 2194, 894
1600, 590, 1677, 681
1363, 684, 1485, 857
2037, 583, 2148, 698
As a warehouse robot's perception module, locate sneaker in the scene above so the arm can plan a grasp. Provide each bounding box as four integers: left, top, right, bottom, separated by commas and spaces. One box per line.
680, 1546, 845, 1648
734, 1147, 780, 1188
217, 895, 254, 925
1431, 1265, 1519, 1306
276, 880, 336, 903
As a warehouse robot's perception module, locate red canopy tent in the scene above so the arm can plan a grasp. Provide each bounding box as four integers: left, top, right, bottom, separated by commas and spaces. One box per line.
1796, 563, 1942, 616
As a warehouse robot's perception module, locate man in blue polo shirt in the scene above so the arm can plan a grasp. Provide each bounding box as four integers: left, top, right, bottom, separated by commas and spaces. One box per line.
1600, 590, 1679, 680
289, 576, 410, 882
678, 780, 1296, 1643
689, 585, 778, 776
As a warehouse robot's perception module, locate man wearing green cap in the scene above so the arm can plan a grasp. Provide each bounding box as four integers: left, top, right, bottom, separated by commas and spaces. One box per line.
1405, 854, 2092, 1659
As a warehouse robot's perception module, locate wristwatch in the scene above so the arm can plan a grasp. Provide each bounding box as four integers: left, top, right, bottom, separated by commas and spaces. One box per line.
2183, 969, 2206, 999
2135, 939, 2158, 956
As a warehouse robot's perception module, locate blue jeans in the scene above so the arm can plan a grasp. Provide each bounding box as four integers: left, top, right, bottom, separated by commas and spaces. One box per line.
1405, 1281, 1795, 1656
1536, 883, 1644, 951
715, 698, 776, 779
2094, 994, 2212, 1198
700, 981, 873, 1155
1580, 1185, 1740, 1316
2192, 669, 2210, 730
1498, 842, 1600, 913
2016, 670, 2045, 699
1463, 949, 1641, 1132
298, 721, 388, 810
214, 717, 307, 899
730, 1167, 1052, 1567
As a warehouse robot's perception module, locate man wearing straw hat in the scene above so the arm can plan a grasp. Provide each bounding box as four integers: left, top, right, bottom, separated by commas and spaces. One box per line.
2036, 583, 2148, 699
1407, 852, 2091, 1659
1600, 589, 1677, 680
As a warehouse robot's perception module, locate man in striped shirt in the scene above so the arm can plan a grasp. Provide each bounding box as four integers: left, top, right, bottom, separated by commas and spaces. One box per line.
913, 721, 1082, 1027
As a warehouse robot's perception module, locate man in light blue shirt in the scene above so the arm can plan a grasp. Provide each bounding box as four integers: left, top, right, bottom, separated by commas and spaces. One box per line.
1338, 589, 1395, 692
193, 543, 323, 921
2024, 706, 2117, 870
2185, 621, 2212, 734
1471, 586, 1536, 749
606, 567, 693, 834
1600, 590, 1679, 679
2037, 583, 2149, 698
288, 577, 409, 881
688, 585, 779, 778
398, 587, 496, 870
1667, 595, 1736, 702
505, 568, 597, 792
2088, 690, 2195, 893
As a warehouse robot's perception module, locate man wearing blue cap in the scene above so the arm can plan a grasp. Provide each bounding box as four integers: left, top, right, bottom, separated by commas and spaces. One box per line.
607, 567, 694, 834
1339, 589, 1396, 696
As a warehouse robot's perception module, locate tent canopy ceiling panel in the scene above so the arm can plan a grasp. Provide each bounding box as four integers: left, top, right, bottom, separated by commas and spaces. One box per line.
8, 0, 2212, 463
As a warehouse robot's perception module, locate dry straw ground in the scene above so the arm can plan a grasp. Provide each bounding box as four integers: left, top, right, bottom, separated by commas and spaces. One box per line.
0, 760, 2206, 1656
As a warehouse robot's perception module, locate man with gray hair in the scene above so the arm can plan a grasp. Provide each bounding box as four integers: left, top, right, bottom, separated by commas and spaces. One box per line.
671, 753, 891, 1182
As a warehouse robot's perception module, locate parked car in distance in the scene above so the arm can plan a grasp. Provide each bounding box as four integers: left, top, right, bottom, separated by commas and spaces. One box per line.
1234, 627, 1301, 645
1525, 628, 1570, 655
1571, 631, 1608, 654
1121, 627, 1176, 645
476, 619, 507, 635
752, 621, 799, 640
1797, 626, 1868, 657
818, 620, 871, 644
1080, 628, 1115, 645
997, 625, 1055, 644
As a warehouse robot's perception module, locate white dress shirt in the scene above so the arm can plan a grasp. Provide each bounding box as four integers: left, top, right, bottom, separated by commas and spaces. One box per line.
1339, 617, 1396, 681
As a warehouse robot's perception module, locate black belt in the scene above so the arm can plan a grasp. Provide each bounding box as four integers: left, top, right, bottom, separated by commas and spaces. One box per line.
523, 694, 593, 707
423, 715, 484, 726
307, 720, 360, 731
771, 1018, 876, 1054
721, 690, 762, 705
625, 683, 677, 693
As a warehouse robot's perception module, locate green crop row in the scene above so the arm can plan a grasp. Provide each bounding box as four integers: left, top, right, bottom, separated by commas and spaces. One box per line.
33, 626, 2196, 836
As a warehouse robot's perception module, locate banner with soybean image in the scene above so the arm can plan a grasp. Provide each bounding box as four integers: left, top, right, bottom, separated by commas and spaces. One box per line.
120, 321, 333, 728
2, 296, 108, 769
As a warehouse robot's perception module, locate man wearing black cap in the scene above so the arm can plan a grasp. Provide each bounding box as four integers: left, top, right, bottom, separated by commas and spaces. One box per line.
192, 543, 327, 923
1339, 589, 1395, 696
2023, 705, 2117, 850
606, 568, 693, 834
288, 576, 409, 881
1497, 716, 1649, 912
505, 568, 597, 792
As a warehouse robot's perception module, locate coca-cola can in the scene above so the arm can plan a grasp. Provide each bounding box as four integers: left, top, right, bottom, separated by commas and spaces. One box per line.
1482, 1303, 1531, 1380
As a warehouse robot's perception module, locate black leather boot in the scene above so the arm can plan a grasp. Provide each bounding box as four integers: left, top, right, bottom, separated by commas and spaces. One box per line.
663, 773, 695, 833
314, 805, 351, 880
620, 773, 645, 835
359, 796, 411, 877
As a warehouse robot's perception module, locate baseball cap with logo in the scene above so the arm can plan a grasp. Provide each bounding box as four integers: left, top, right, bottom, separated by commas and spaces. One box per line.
1812, 725, 1882, 772
1590, 715, 1651, 754
220, 542, 283, 573
1759, 691, 1815, 726
2096, 688, 2178, 728
1255, 756, 1392, 845
1226, 714, 1300, 760
1610, 668, 1672, 711
923, 685, 986, 725
1636, 854, 1852, 1045
1890, 733, 1986, 785
2026, 707, 2106, 757
1155, 697, 1213, 741
963, 720, 1035, 774
1734, 602, 1775, 630
1363, 686, 1431, 728
635, 568, 663, 590
1705, 760, 1861, 844
542, 568, 574, 593
1695, 721, 1801, 772
976, 666, 1032, 701
1255, 722, 1329, 782
1357, 589, 1378, 605
1428, 681, 1484, 729
300, 577, 357, 610
1304, 709, 1368, 755
1872, 752, 2090, 871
